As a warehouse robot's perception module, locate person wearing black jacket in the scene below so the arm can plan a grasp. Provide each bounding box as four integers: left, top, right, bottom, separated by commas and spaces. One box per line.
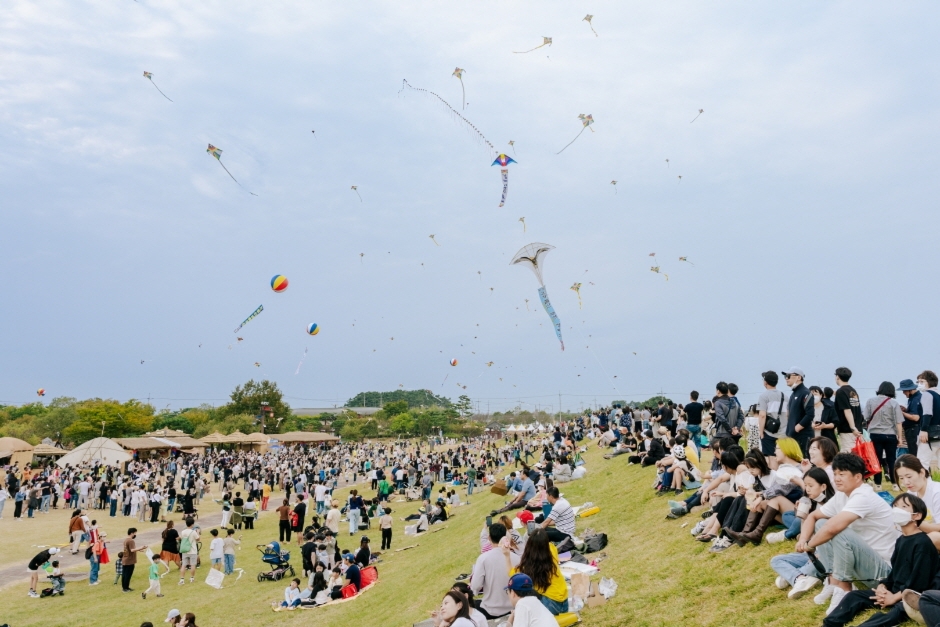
300, 532, 316, 576
783, 368, 815, 455
354, 536, 371, 568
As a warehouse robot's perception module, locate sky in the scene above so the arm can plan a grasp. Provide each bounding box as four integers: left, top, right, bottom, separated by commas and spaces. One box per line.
2, 1, 939, 414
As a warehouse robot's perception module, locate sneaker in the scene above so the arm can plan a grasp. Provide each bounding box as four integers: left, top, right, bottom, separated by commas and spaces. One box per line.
874, 484, 882, 491
156, 594, 164, 598
775, 576, 790, 590
28, 590, 38, 598
709, 537, 733, 553
142, 592, 147, 599
787, 575, 821, 600
814, 583, 835, 605
701, 510, 713, 519
903, 589, 923, 622
691, 521, 706, 536
667, 500, 683, 509
827, 588, 847, 615
89, 581, 99, 586
766, 530, 787, 544
893, 484, 901, 492
189, 578, 194, 583
178, 579, 185, 585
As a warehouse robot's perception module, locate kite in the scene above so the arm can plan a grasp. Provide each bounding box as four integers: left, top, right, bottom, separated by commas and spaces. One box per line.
477, 271, 481, 281
311, 130, 317, 139
351, 186, 362, 202
679, 256, 695, 266
429, 234, 440, 246
359, 253, 364, 263
508, 140, 516, 156
295, 348, 308, 375
254, 362, 261, 367
237, 337, 244, 342
307, 323, 320, 336
142, 71, 172, 101
452, 67, 466, 110
677, 175, 682, 182
519, 217, 526, 232
610, 181, 617, 194
37, 388, 45, 397
665, 159, 670, 168
524, 298, 529, 311
649, 252, 656, 259
234, 304, 263, 333
690, 109, 704, 123
486, 362, 494, 367
570, 282, 582, 309
514, 37, 552, 54
583, 15, 598, 36
206, 144, 257, 195
511, 242, 564, 350
557, 114, 594, 154
399, 80, 495, 152
492, 153, 516, 207
270, 275, 288, 293
650, 266, 669, 281
450, 359, 458, 366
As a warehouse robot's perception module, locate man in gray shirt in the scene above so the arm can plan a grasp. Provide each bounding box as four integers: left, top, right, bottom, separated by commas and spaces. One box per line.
470, 524, 521, 619
758, 370, 787, 467
491, 470, 536, 516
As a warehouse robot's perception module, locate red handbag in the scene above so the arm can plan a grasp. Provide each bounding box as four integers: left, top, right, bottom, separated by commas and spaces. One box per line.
853, 436, 882, 479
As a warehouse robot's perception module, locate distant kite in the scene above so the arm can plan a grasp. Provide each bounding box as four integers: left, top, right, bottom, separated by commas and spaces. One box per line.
511, 242, 564, 350
508, 140, 516, 156
37, 388, 45, 397
557, 114, 594, 154
429, 234, 440, 246
311, 130, 317, 139
452, 67, 466, 110
570, 282, 583, 309
234, 304, 263, 333
351, 185, 362, 202
492, 154, 517, 207
665, 159, 670, 168
610, 181, 617, 194
206, 144, 256, 195
679, 256, 695, 266
254, 362, 261, 367
486, 362, 494, 367
399, 79, 495, 152
295, 348, 308, 375
450, 359, 458, 366
514, 37, 552, 54
651, 266, 669, 281
677, 175, 682, 182
583, 15, 598, 36
359, 253, 364, 263
142, 71, 172, 101
690, 109, 704, 123
519, 217, 526, 232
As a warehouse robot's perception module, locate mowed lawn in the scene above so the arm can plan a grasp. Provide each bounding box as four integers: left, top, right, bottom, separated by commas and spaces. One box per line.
1, 446, 846, 627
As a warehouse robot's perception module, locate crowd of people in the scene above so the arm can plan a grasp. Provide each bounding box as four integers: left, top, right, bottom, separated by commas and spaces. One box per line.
597, 366, 940, 627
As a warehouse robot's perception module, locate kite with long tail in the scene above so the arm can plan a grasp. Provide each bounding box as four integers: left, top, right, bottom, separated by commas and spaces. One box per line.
452, 68, 466, 110
142, 72, 172, 101
583, 15, 598, 36
234, 305, 263, 333
399, 80, 495, 152
493, 153, 516, 207
207, 144, 257, 196
557, 114, 594, 154
514, 37, 552, 54
511, 243, 564, 350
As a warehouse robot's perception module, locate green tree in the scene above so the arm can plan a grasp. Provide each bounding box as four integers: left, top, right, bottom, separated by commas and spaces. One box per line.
152, 413, 195, 433
346, 390, 452, 409
389, 412, 415, 435
340, 422, 362, 441
455, 395, 473, 418
222, 380, 291, 426
360, 419, 379, 438
63, 399, 154, 443
383, 400, 409, 417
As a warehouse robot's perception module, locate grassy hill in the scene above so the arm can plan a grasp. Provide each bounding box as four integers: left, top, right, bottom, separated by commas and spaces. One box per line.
0, 444, 843, 627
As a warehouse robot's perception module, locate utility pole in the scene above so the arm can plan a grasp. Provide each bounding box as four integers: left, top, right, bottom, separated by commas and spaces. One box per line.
558, 391, 562, 417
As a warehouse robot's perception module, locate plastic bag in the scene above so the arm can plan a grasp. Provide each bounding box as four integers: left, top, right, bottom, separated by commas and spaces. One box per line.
853, 436, 882, 479
598, 577, 618, 599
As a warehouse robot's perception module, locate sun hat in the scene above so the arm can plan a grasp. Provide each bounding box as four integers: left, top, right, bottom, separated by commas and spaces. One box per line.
899, 379, 918, 392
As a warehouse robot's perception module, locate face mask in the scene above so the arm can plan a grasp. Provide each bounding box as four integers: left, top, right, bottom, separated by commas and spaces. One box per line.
891, 508, 913, 527
813, 395, 822, 404
918, 382, 927, 391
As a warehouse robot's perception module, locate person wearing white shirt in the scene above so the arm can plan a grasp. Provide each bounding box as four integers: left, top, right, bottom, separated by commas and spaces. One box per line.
208, 528, 224, 570
895, 453, 940, 538
503, 573, 557, 627
790, 452, 898, 613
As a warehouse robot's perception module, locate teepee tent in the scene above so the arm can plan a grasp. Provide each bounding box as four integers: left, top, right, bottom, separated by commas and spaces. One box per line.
56, 437, 131, 468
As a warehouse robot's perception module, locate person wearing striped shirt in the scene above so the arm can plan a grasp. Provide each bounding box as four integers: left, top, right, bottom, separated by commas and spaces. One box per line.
540, 488, 574, 542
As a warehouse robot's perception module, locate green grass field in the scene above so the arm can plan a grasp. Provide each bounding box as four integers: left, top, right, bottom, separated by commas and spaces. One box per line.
0, 446, 851, 627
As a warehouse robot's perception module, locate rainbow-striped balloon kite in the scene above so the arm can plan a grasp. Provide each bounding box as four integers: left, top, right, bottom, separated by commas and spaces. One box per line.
307, 323, 320, 336
271, 275, 289, 293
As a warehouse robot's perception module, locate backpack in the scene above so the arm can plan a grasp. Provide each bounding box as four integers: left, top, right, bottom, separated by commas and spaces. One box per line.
583, 533, 608, 554
179, 533, 192, 554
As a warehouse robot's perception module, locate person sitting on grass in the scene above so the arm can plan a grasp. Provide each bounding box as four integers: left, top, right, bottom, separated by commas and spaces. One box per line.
502, 529, 568, 615
273, 578, 302, 611
630, 430, 666, 467
766, 466, 835, 546
702, 450, 770, 552
790, 452, 898, 615
451, 581, 487, 627
491, 470, 536, 517
330, 554, 360, 599
823, 493, 938, 627
671, 443, 745, 520
470, 523, 519, 621
503, 573, 558, 627
431, 590, 476, 627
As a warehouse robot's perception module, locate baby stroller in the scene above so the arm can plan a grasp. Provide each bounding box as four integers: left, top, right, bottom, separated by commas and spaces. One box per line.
256, 541, 295, 582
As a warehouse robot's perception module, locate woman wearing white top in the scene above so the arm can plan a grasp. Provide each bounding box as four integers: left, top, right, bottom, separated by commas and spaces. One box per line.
895, 454, 940, 549
431, 590, 476, 627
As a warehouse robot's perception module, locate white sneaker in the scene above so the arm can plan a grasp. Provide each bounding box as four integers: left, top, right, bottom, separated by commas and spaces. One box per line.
893, 484, 901, 492
827, 588, 847, 615
709, 536, 733, 553
874, 484, 882, 491
766, 530, 787, 544
814, 583, 835, 605
775, 576, 790, 590
691, 521, 706, 536
787, 575, 821, 599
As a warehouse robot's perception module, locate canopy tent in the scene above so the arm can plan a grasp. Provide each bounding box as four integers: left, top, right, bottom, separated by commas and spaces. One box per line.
141, 429, 189, 438
0, 436, 34, 468
200, 432, 227, 445
223, 431, 249, 445
32, 444, 67, 458
276, 431, 340, 443
56, 437, 132, 468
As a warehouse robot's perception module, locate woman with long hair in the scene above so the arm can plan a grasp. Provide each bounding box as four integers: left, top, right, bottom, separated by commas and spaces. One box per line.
501, 528, 568, 615
896, 454, 940, 544
160, 520, 181, 570
432, 590, 474, 627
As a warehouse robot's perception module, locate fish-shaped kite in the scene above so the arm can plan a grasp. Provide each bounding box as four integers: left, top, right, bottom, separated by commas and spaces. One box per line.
511, 242, 564, 350
351, 185, 362, 202
142, 71, 172, 101
492, 154, 516, 207
234, 304, 263, 333
514, 37, 552, 54
557, 114, 594, 154
583, 15, 598, 36
207, 144, 256, 195
570, 282, 583, 309
452, 67, 466, 110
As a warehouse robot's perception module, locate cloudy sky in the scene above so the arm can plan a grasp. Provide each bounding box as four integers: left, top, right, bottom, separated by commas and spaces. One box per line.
2, 1, 938, 413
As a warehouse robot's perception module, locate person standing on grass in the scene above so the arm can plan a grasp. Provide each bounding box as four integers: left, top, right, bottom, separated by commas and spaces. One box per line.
380, 508, 393, 550
0, 483, 9, 519
757, 371, 786, 468
178, 517, 200, 585
684, 392, 704, 454
293, 494, 307, 545
223, 528, 239, 575
121, 527, 148, 592
160, 520, 181, 571
783, 368, 815, 456
276, 499, 291, 542
69, 509, 87, 554
142, 556, 165, 599
208, 528, 223, 571
833, 367, 863, 452
27, 546, 60, 597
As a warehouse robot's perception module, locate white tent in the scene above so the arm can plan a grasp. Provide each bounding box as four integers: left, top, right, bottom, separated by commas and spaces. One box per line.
56, 437, 132, 468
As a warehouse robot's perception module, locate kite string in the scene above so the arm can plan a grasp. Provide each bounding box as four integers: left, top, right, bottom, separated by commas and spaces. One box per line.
571, 322, 619, 392
400, 80, 496, 155
556, 126, 586, 155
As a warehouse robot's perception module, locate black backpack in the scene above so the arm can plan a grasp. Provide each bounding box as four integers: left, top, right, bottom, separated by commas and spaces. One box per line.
583, 533, 608, 554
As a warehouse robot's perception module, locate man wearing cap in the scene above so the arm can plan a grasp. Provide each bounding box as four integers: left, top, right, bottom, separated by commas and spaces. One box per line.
900, 379, 924, 460
330, 553, 360, 599
915, 371, 940, 470
27, 546, 60, 597
783, 368, 815, 455
504, 573, 557, 627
